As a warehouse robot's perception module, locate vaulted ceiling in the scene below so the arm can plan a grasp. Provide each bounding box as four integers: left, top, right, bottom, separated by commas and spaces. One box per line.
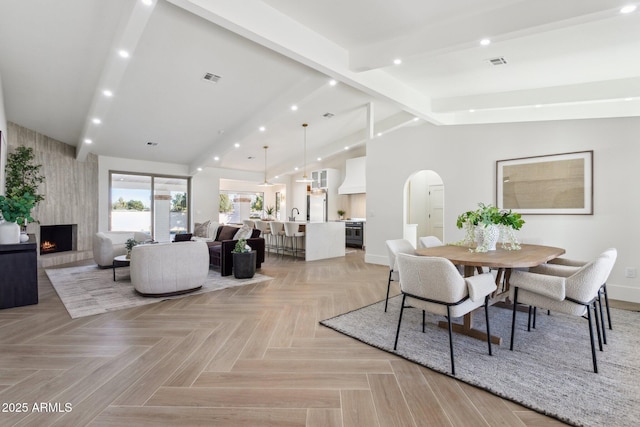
1, 0, 638, 180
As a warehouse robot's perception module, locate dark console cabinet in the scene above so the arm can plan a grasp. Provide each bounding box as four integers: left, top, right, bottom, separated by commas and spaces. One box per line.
0, 235, 38, 309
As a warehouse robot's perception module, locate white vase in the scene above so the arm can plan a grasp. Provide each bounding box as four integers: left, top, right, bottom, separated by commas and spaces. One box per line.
0, 221, 21, 244
20, 232, 30, 243
476, 224, 499, 251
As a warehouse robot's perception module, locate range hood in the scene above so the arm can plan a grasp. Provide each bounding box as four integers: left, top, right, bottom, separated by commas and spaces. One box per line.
338, 156, 366, 194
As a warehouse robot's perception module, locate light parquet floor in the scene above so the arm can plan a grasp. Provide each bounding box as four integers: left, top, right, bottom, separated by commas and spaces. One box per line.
2, 250, 630, 426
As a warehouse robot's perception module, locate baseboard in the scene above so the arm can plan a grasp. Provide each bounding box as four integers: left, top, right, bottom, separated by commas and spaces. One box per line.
365, 253, 388, 266
607, 283, 640, 304
39, 250, 94, 268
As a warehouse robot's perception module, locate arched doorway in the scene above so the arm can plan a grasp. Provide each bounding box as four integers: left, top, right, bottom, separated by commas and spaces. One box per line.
403, 170, 444, 247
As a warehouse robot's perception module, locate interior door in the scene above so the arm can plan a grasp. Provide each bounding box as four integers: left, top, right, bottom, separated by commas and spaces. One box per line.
428, 184, 444, 241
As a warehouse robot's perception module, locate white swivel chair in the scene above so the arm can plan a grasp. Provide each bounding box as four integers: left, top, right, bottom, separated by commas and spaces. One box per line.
284, 222, 305, 259
393, 253, 497, 375
269, 221, 285, 257
384, 239, 417, 312
418, 236, 444, 249
509, 248, 617, 373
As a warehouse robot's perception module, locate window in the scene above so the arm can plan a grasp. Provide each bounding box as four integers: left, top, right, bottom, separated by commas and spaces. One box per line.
219, 191, 264, 224
110, 172, 190, 241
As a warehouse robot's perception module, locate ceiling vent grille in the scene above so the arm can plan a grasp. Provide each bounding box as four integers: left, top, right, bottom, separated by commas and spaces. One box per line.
487, 57, 508, 66
202, 72, 221, 83
322, 112, 335, 118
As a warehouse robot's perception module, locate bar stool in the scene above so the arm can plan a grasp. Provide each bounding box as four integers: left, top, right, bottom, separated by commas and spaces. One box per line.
269, 221, 285, 257
284, 222, 305, 259
255, 220, 272, 256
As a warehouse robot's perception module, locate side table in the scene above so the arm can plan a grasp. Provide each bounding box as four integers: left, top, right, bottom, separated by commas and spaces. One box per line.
113, 255, 130, 281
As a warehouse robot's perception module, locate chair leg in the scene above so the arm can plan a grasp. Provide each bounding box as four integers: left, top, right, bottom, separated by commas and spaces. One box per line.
597, 291, 607, 345
602, 284, 612, 330
587, 304, 598, 373
422, 310, 426, 333
527, 306, 532, 331
384, 270, 393, 312
484, 295, 492, 356
393, 294, 406, 350
532, 307, 537, 329
446, 306, 455, 375
593, 301, 603, 352
510, 288, 519, 351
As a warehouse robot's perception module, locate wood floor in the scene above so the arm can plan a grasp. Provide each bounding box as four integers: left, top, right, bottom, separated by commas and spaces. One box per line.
2, 250, 632, 426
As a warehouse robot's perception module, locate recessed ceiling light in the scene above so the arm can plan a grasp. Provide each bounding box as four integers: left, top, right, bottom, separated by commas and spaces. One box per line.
469, 109, 475, 113
84, 138, 92, 144
377, 132, 382, 137
329, 79, 337, 86
118, 50, 130, 58
317, 157, 322, 161
102, 89, 113, 97
92, 118, 101, 124
480, 39, 491, 46
214, 156, 220, 161
141, 0, 153, 5
275, 175, 279, 179
291, 105, 298, 111
413, 117, 419, 122
259, 126, 266, 132
535, 104, 542, 108
620, 5, 637, 14
393, 58, 402, 65
344, 146, 349, 150
234, 143, 240, 148
294, 167, 299, 171
197, 167, 203, 171
625, 97, 633, 101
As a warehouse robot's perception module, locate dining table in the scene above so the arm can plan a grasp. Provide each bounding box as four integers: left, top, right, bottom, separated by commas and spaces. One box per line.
415, 243, 565, 345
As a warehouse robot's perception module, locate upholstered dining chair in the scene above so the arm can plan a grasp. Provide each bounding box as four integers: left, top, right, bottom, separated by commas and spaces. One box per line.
509, 248, 617, 373
393, 253, 497, 375
529, 249, 617, 345
418, 235, 444, 249
384, 239, 416, 312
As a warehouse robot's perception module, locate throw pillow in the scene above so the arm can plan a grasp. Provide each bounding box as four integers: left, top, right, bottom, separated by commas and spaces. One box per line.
217, 226, 238, 241
233, 225, 253, 241
207, 221, 220, 239
194, 221, 210, 238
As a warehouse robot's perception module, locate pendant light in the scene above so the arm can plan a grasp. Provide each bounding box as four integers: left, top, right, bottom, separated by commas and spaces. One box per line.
296, 123, 314, 183
258, 145, 273, 186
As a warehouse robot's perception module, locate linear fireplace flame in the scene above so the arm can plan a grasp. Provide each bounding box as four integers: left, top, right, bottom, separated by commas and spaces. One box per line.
39, 224, 77, 255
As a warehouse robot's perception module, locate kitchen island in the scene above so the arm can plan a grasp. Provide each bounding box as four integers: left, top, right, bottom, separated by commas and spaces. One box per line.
304, 221, 345, 261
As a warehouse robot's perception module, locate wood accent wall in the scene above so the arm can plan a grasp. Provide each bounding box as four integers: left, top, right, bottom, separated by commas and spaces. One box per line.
7, 122, 98, 266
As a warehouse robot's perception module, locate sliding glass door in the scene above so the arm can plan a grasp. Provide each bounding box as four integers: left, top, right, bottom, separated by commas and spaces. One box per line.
110, 172, 190, 241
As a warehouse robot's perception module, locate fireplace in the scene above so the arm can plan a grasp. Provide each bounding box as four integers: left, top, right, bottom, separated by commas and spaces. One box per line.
40, 224, 77, 255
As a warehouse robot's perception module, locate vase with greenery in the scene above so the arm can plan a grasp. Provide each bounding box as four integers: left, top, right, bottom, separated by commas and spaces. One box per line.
4, 146, 45, 227
337, 209, 346, 220
265, 205, 275, 220
231, 238, 256, 279
0, 192, 36, 244
456, 203, 524, 252
125, 238, 138, 259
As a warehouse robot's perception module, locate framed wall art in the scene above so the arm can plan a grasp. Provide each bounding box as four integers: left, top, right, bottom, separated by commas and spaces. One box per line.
496, 150, 593, 215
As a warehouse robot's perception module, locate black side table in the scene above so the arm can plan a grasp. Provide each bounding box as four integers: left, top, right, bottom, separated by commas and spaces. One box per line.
112, 255, 130, 281
0, 234, 38, 309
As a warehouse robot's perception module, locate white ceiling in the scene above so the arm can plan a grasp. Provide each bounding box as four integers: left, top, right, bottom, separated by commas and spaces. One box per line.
1, 0, 639, 179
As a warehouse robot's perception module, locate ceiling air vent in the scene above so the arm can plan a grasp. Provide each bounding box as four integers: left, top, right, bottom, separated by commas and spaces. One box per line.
146, 141, 158, 146
202, 72, 221, 83
487, 57, 508, 66
322, 112, 335, 118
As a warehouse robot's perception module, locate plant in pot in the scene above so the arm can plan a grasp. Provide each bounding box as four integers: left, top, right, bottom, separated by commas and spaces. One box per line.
125, 238, 139, 259
0, 192, 36, 244
337, 209, 346, 220
456, 203, 525, 252
232, 238, 256, 279
264, 206, 275, 220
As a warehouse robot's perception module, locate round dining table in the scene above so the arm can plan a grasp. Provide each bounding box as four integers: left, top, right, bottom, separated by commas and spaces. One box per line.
414, 243, 565, 344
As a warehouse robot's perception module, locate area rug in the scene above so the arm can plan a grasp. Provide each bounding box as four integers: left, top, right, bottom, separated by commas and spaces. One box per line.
46, 265, 272, 319
320, 296, 640, 427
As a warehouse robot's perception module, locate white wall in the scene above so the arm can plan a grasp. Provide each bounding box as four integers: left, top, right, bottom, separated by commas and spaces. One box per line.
366, 116, 640, 302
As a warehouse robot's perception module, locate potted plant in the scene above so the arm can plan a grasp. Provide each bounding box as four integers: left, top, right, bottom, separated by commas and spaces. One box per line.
456, 203, 524, 252
0, 192, 36, 244
232, 238, 256, 279
125, 238, 138, 259
337, 209, 346, 220
265, 205, 275, 220
4, 146, 45, 227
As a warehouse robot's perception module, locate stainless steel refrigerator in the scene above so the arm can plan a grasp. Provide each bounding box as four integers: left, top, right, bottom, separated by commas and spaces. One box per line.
307, 189, 327, 222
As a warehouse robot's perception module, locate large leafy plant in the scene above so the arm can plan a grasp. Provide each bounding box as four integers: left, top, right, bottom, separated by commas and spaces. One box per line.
0, 192, 36, 224
3, 146, 45, 224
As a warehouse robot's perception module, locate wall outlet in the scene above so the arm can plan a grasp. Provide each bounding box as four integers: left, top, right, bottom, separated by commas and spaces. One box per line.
625, 267, 637, 278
